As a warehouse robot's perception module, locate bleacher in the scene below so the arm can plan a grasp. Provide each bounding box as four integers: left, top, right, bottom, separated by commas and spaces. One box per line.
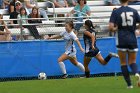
1, 0, 140, 39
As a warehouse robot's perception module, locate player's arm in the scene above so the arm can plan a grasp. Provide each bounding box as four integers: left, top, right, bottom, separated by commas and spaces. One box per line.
75, 38, 85, 53
47, 35, 62, 39
109, 22, 118, 32
84, 31, 95, 49
138, 23, 140, 30
136, 23, 140, 35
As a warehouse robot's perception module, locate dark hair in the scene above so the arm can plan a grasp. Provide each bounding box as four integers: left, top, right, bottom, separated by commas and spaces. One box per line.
85, 20, 94, 29
31, 6, 40, 18
65, 20, 74, 29
119, 0, 128, 3
20, 7, 27, 16
77, 0, 87, 4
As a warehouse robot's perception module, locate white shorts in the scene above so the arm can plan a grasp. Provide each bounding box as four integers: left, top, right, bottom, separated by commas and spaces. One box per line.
65, 49, 76, 57
117, 48, 138, 52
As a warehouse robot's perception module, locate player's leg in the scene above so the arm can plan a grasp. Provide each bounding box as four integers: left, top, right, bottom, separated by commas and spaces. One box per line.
83, 56, 92, 78
128, 52, 140, 87
118, 51, 133, 88
69, 56, 85, 73
58, 53, 69, 79
95, 52, 118, 65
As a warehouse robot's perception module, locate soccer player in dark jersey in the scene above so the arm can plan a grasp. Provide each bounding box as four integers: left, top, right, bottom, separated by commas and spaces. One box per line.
83, 20, 119, 78
109, 0, 140, 88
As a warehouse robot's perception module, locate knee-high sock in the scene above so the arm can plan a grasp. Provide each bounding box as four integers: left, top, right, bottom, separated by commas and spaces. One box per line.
58, 62, 66, 74
129, 63, 139, 75
76, 62, 85, 72
121, 65, 132, 86
104, 54, 112, 63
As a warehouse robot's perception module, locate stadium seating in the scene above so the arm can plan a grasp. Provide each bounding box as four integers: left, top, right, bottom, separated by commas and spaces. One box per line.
9, 27, 65, 36
1, 0, 140, 38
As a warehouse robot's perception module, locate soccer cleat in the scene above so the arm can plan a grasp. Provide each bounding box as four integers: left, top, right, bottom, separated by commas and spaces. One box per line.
127, 85, 133, 89
109, 52, 119, 58
135, 73, 140, 87
62, 74, 68, 79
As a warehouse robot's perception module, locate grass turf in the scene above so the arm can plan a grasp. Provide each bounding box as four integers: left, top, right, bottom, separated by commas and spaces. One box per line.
0, 76, 139, 93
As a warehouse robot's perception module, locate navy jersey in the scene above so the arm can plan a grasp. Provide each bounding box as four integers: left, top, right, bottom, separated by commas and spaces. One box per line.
110, 6, 140, 50
83, 29, 97, 53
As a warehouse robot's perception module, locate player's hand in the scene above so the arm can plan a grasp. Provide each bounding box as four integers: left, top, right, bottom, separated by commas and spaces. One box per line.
135, 30, 140, 36
92, 46, 95, 50
80, 48, 85, 53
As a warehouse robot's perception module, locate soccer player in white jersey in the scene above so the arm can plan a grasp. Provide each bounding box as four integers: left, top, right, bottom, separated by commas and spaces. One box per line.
46, 20, 85, 79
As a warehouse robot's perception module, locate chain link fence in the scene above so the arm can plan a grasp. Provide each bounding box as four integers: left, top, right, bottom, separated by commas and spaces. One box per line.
0, 17, 110, 42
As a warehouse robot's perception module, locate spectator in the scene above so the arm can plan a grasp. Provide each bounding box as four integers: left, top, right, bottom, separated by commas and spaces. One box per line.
28, 6, 42, 39
67, 0, 77, 7
9, 1, 22, 40
28, 6, 43, 24
3, 0, 10, 9
128, 0, 140, 5
9, 0, 18, 13
0, 14, 11, 41
23, 0, 48, 20
67, 0, 91, 35
46, 0, 54, 8
10, 1, 22, 26
105, 0, 120, 5
18, 6, 41, 39
17, 6, 29, 40
53, 0, 68, 8
0, 0, 4, 9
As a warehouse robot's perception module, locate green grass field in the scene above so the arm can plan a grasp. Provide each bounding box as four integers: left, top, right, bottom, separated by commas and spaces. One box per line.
0, 76, 139, 93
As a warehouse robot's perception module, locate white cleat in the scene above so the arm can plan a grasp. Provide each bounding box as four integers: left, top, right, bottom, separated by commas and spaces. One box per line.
127, 85, 133, 89
135, 73, 140, 87
109, 52, 119, 58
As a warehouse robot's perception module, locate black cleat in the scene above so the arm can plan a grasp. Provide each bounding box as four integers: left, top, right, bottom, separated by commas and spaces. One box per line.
62, 74, 68, 79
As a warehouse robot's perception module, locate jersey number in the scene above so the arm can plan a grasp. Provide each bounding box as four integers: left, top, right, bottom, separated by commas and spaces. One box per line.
121, 12, 133, 26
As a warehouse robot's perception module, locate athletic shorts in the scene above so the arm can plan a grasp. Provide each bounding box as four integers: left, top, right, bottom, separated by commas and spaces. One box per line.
117, 44, 138, 52
65, 49, 76, 57
84, 48, 100, 57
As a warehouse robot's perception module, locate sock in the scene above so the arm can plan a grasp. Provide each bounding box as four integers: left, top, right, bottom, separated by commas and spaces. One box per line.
76, 62, 85, 72
58, 62, 66, 74
85, 71, 90, 78
104, 54, 112, 63
129, 63, 139, 74
121, 65, 132, 86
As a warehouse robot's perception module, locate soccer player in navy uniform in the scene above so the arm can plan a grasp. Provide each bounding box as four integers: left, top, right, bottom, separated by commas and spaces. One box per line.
83, 20, 119, 78
109, 0, 140, 88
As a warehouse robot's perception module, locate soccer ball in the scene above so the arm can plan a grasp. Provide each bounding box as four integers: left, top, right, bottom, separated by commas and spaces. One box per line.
38, 72, 47, 80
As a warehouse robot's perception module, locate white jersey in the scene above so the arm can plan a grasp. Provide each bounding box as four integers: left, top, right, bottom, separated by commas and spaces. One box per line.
60, 30, 78, 56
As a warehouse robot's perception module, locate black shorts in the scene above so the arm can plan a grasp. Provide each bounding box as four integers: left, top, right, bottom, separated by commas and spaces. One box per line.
84, 48, 100, 57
